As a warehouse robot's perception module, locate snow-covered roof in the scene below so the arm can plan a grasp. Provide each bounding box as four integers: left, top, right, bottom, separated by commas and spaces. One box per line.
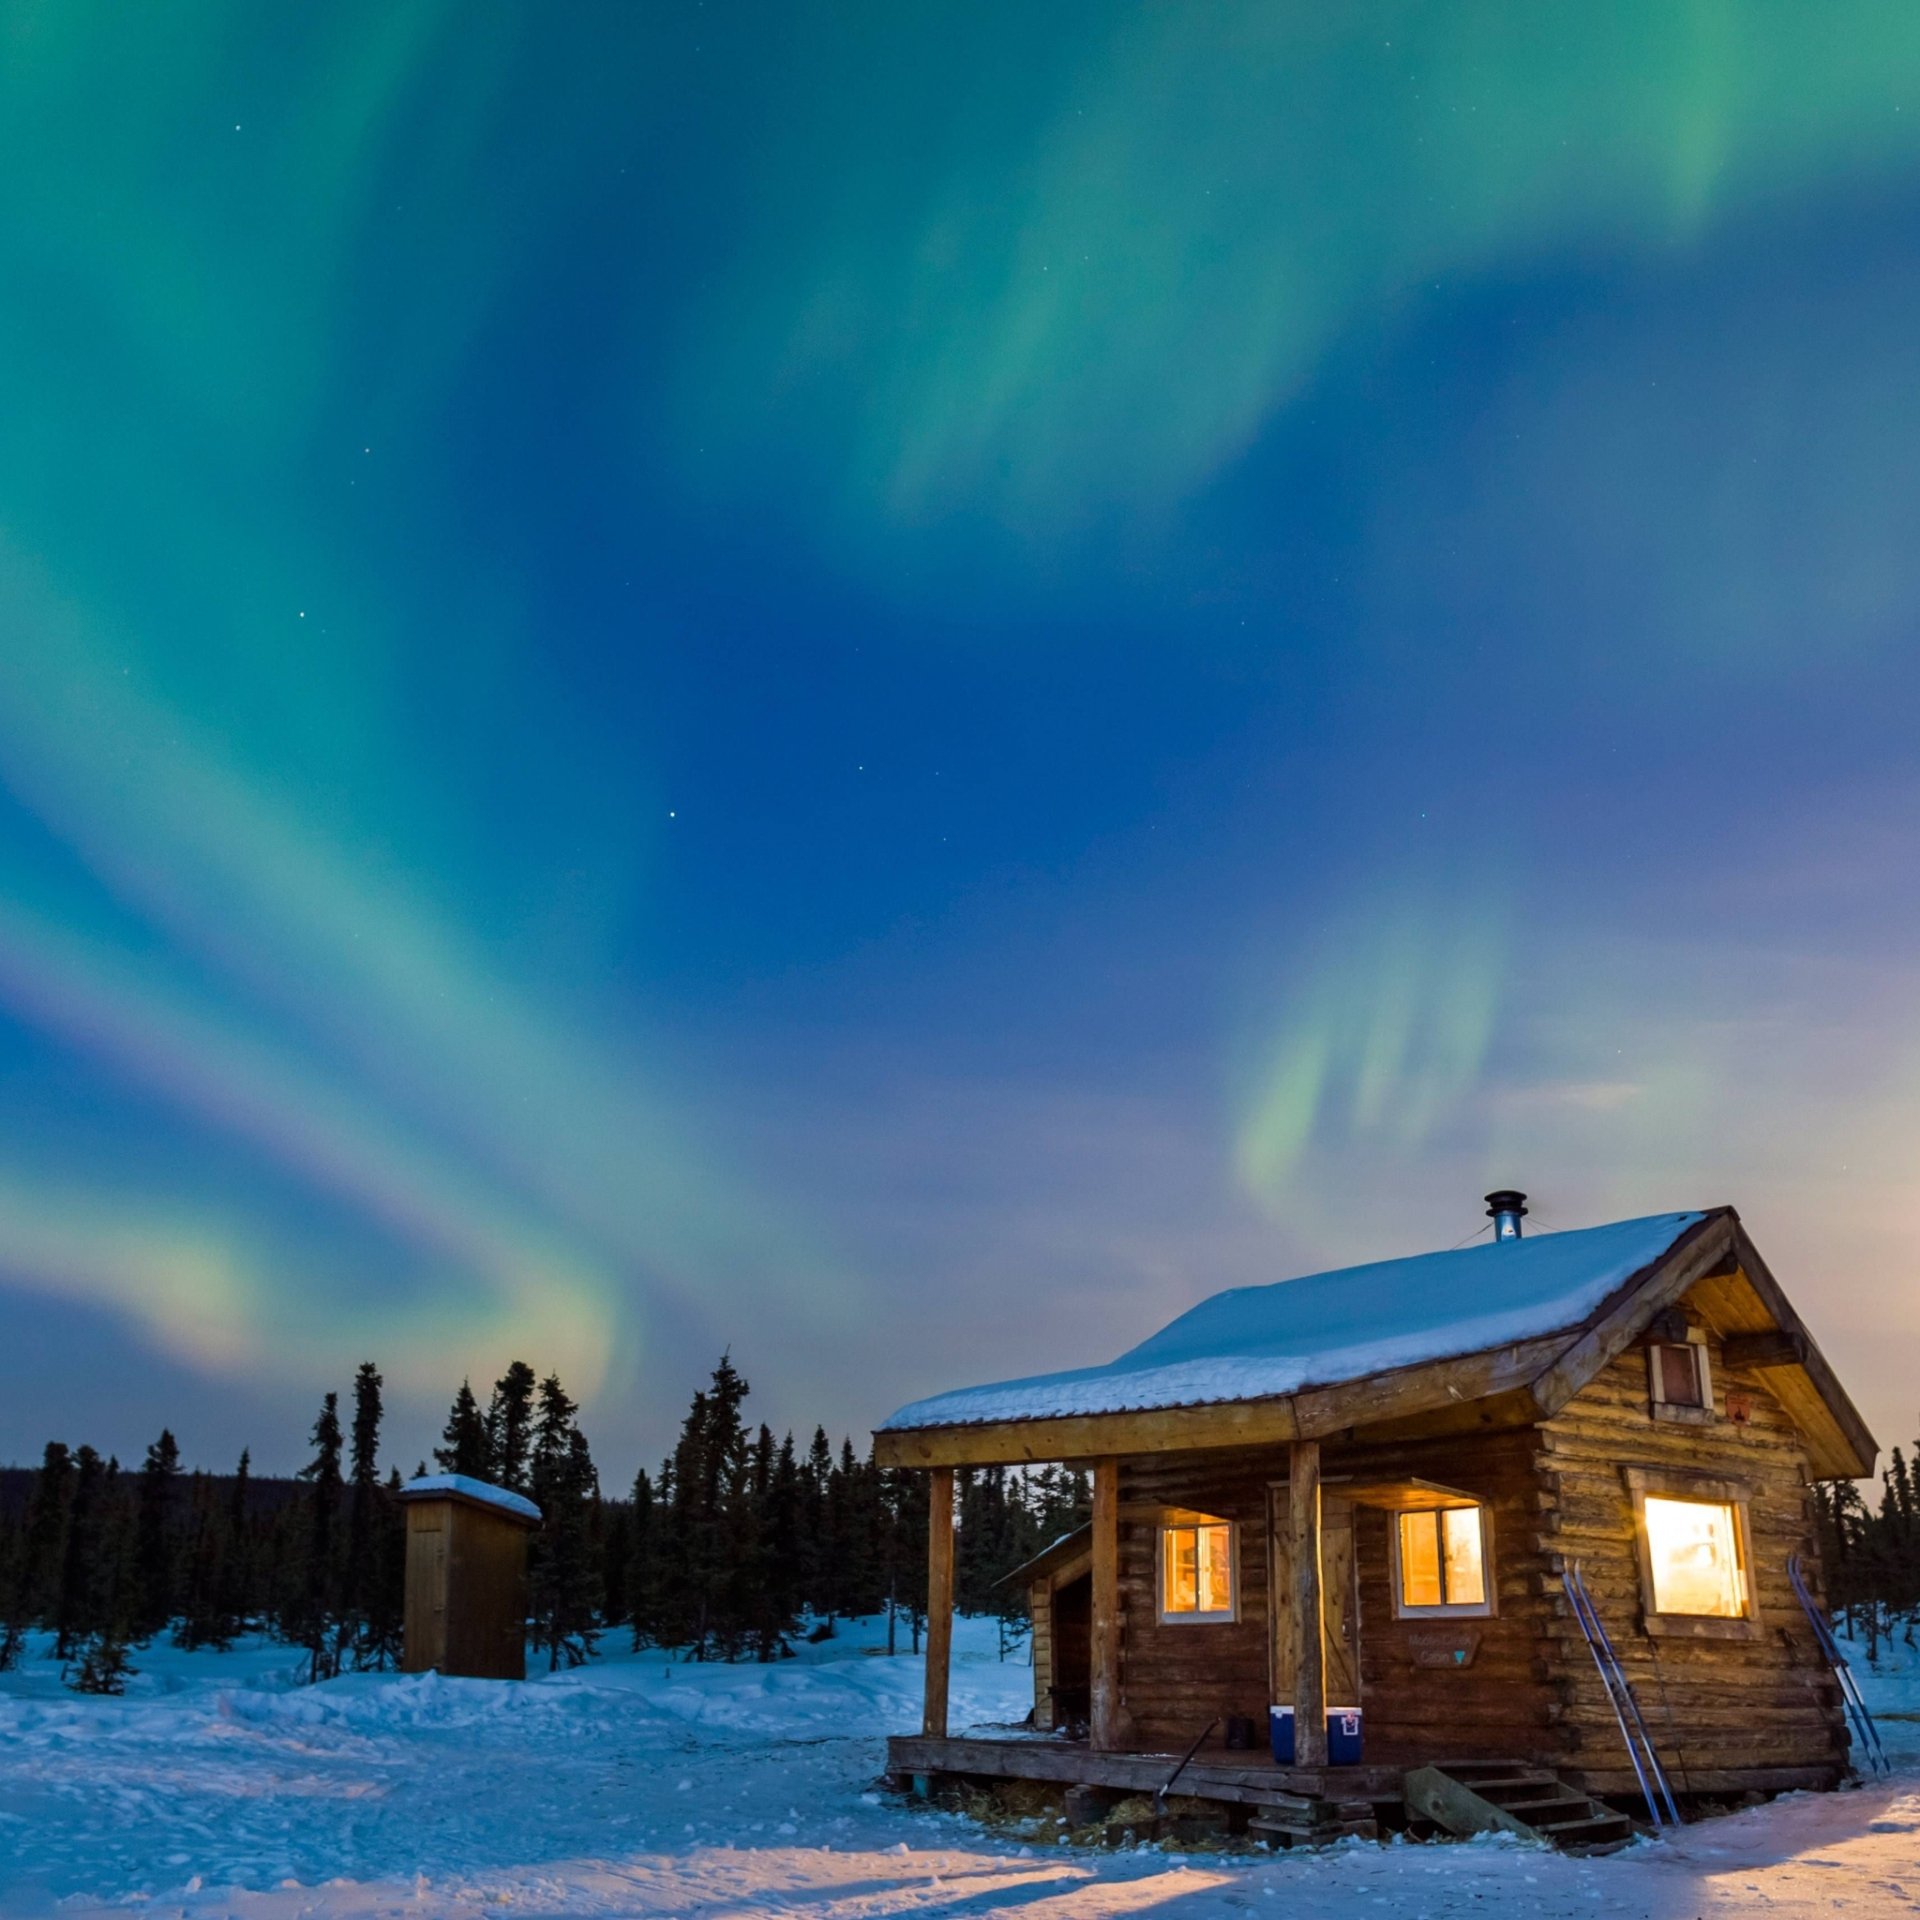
881, 1211, 1704, 1432
401, 1473, 543, 1523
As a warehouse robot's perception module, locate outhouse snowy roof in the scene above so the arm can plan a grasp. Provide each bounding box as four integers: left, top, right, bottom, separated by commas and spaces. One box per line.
881, 1211, 1705, 1433
400, 1473, 543, 1524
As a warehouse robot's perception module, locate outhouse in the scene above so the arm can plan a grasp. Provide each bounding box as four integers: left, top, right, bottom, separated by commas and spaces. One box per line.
398, 1473, 541, 1680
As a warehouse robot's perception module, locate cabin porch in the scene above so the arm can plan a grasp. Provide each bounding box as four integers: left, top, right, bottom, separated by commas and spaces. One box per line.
913, 1443, 1408, 1773
899, 1431, 1850, 1818
884, 1729, 1408, 1810
886, 1728, 1845, 1811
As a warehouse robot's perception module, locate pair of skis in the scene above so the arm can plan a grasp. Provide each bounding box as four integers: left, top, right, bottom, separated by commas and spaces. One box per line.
1788, 1553, 1890, 1776
1565, 1560, 1680, 1831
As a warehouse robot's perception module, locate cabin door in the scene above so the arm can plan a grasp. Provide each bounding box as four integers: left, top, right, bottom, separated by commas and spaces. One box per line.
1267, 1486, 1361, 1708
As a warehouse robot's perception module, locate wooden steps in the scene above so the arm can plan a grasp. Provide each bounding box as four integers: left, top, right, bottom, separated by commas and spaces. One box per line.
1404, 1760, 1638, 1854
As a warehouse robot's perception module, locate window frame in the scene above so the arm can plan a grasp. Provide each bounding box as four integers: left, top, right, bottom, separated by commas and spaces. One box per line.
1389, 1502, 1496, 1620
1623, 1465, 1760, 1641
1646, 1327, 1715, 1426
1156, 1515, 1239, 1625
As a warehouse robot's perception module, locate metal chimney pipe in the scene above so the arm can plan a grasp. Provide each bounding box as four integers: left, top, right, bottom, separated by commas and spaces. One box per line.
1485, 1190, 1529, 1240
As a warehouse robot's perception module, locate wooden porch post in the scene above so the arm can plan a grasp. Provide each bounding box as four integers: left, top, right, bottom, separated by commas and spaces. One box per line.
1288, 1439, 1327, 1766
923, 1465, 955, 1738
1090, 1456, 1121, 1751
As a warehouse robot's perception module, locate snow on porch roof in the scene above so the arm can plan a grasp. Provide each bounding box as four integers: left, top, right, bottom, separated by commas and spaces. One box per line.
880, 1211, 1705, 1433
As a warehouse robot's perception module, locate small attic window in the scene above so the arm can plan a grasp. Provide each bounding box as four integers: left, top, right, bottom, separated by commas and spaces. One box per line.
1648, 1326, 1711, 1422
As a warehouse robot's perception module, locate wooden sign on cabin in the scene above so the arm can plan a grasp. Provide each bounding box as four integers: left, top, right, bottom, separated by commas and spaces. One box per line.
397, 1474, 541, 1681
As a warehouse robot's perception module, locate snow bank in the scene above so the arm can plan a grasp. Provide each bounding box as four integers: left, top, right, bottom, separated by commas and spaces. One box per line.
0, 1616, 1032, 1911
0, 1613, 1916, 1920
884, 1212, 1705, 1430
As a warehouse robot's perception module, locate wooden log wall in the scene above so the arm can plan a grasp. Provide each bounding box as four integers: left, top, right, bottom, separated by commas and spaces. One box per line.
1335, 1425, 1553, 1763
1113, 1451, 1273, 1748
1028, 1579, 1052, 1723
1091, 1459, 1124, 1749
1113, 1425, 1553, 1756
1537, 1324, 1846, 1794
1107, 1294, 1845, 1788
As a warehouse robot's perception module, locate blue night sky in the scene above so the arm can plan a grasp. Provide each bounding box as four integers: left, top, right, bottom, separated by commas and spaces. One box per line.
2, 5, 1918, 1475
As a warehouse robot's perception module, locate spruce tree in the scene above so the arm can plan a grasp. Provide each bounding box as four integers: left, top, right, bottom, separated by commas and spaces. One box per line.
54, 1446, 106, 1663
174, 1471, 235, 1652
826, 1439, 884, 1621
0, 1510, 17, 1670
294, 1392, 345, 1682
485, 1363, 538, 1493
527, 1374, 601, 1670
711, 1420, 767, 1661
435, 1381, 490, 1478
220, 1449, 254, 1637
881, 1462, 930, 1653
653, 1390, 706, 1652
651, 1356, 756, 1658
343, 1362, 401, 1669
753, 1431, 802, 1661
0, 1441, 72, 1671
627, 1466, 657, 1649
380, 1466, 406, 1653
131, 1428, 182, 1643
71, 1459, 137, 1694
800, 1427, 834, 1624
703, 1357, 753, 1656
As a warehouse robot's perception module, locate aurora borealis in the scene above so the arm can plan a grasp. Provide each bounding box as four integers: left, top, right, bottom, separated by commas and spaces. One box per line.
3, 5, 1920, 1470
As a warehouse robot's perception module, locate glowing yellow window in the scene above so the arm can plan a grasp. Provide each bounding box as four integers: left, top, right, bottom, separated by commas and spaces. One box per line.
1644, 1496, 1747, 1618
1161, 1520, 1234, 1620
1396, 1506, 1490, 1614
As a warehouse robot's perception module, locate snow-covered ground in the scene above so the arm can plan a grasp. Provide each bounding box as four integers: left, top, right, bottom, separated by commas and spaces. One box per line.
2, 1615, 1918, 1919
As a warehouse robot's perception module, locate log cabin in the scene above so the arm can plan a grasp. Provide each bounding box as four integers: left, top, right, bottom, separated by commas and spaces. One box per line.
874, 1199, 1876, 1837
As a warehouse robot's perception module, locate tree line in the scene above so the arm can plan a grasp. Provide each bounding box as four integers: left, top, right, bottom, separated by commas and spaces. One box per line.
1814, 1437, 1920, 1659
0, 1353, 1087, 1691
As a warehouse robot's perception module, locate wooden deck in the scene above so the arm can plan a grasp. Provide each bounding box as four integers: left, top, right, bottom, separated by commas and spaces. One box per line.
885, 1734, 1406, 1807
887, 1733, 1846, 1823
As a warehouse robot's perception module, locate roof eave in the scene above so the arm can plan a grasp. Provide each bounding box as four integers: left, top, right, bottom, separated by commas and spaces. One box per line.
1726, 1219, 1878, 1480
1526, 1207, 1876, 1481
871, 1326, 1570, 1469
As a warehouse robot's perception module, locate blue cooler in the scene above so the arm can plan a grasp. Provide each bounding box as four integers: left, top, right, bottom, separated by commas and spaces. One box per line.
1269, 1705, 1365, 1765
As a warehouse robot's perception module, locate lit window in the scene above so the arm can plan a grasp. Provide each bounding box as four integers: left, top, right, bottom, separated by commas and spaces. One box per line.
1161, 1520, 1234, 1620
1644, 1496, 1747, 1618
1396, 1505, 1490, 1614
